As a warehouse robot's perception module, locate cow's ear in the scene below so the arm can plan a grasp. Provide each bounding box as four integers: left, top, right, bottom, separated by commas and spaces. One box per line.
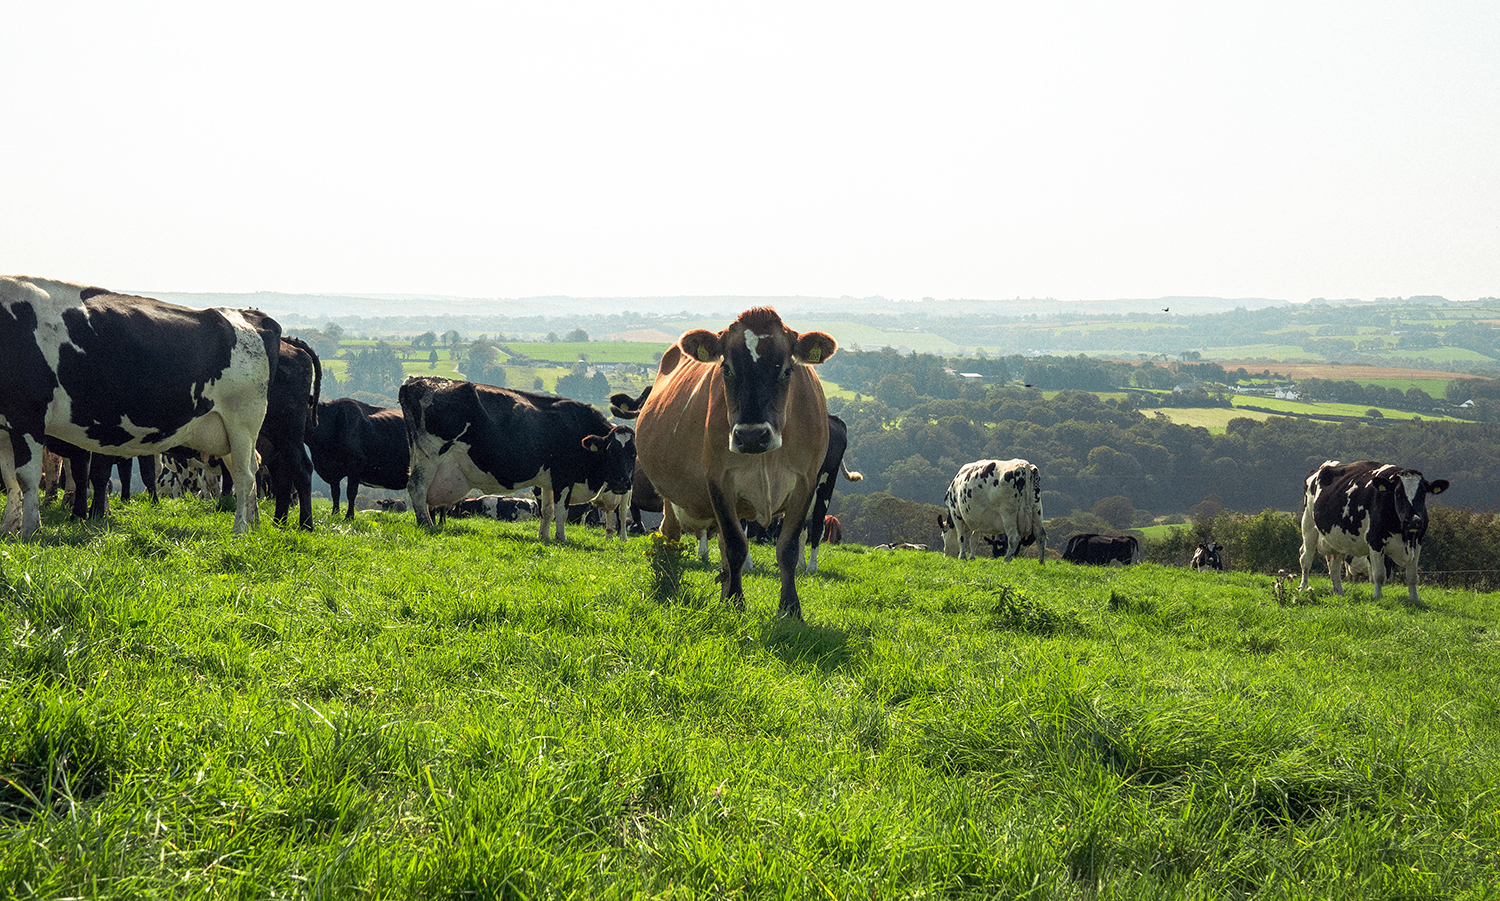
1428, 479, 1449, 495
581, 435, 606, 454
679, 330, 722, 363
794, 331, 837, 365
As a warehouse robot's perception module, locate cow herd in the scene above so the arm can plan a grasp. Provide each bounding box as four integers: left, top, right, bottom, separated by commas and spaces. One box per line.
0, 277, 1456, 615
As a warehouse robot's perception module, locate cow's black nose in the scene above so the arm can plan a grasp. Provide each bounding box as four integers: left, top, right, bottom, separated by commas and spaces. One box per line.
732, 424, 773, 454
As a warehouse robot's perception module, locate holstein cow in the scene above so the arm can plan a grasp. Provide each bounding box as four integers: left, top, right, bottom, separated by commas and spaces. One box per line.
452, 495, 540, 521
940, 459, 1046, 563
400, 376, 636, 542
0, 277, 280, 539
1190, 542, 1226, 571
627, 307, 836, 620
1299, 460, 1448, 602
1063, 533, 1140, 566
257, 337, 321, 530
304, 397, 409, 520
802, 413, 862, 573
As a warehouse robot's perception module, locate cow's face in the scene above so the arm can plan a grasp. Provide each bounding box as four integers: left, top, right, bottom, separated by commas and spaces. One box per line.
679, 308, 836, 455
1381, 469, 1449, 544
581, 425, 637, 497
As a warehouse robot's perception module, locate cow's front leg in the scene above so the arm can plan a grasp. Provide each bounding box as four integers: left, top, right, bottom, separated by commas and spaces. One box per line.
1, 433, 46, 539
773, 482, 818, 621
708, 483, 747, 609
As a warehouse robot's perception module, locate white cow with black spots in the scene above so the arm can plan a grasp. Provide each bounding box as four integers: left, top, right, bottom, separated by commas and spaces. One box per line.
939, 458, 1046, 563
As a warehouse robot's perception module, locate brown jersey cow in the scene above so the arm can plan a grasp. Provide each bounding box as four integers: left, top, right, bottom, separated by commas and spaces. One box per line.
627, 308, 835, 620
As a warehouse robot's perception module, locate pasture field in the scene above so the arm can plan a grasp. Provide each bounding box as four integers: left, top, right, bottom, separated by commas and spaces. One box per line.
1228, 396, 1466, 422
3, 499, 1499, 898
504, 341, 669, 366
1150, 407, 1276, 431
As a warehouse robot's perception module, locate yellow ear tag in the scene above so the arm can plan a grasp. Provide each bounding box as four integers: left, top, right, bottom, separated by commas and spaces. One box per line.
807, 346, 822, 363
696, 346, 711, 362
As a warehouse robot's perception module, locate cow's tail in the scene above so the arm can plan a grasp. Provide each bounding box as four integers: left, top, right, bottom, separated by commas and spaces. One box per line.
286, 336, 322, 429
841, 461, 863, 482
609, 385, 651, 420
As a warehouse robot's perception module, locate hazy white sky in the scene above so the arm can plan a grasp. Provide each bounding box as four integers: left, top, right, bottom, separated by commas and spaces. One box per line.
4, 1, 1497, 303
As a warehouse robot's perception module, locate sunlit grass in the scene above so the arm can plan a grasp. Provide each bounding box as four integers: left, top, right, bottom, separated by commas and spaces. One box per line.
2, 498, 1498, 897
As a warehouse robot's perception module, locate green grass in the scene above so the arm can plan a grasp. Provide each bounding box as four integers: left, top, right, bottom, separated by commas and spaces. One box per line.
3, 499, 1499, 898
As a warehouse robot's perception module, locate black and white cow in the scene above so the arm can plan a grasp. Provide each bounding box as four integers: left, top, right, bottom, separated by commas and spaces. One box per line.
304, 397, 409, 521
399, 376, 636, 543
1, 277, 280, 538
1299, 460, 1449, 602
1189, 542, 1225, 571
939, 459, 1046, 563
452, 495, 541, 521
802, 413, 862, 573
1064, 533, 1140, 565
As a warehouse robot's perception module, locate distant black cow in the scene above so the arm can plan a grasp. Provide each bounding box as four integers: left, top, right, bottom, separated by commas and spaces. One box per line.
375, 498, 408, 513
1299, 459, 1448, 602
1190, 542, 1226, 571
258, 337, 321, 530
1063, 533, 1140, 565
1, 276, 281, 539
305, 398, 409, 521
802, 414, 862, 573
400, 376, 636, 543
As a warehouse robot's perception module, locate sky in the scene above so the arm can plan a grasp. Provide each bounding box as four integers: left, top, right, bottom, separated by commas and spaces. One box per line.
4, 1, 1498, 304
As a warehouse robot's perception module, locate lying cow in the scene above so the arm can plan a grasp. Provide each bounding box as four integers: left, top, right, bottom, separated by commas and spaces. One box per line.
451, 495, 540, 521
400, 376, 636, 543
0, 276, 280, 538
939, 459, 1046, 563
1064, 533, 1140, 565
1190, 542, 1225, 571
1299, 460, 1448, 602
625, 308, 836, 619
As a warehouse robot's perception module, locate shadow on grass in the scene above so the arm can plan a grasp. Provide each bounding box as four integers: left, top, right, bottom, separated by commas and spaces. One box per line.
760, 616, 866, 674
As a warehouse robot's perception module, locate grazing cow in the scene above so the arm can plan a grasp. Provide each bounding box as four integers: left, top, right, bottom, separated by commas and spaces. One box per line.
623, 308, 837, 619
802, 414, 862, 573
0, 276, 280, 539
305, 397, 409, 521
1190, 542, 1226, 571
1299, 460, 1449, 602
939, 459, 1046, 563
981, 531, 1036, 559
400, 376, 637, 543
1063, 533, 1140, 566
258, 337, 321, 530
452, 495, 540, 521
876, 542, 928, 551
375, 498, 408, 513
820, 515, 843, 546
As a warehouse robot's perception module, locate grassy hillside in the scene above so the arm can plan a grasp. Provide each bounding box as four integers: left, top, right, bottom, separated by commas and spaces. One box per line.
3, 499, 1498, 897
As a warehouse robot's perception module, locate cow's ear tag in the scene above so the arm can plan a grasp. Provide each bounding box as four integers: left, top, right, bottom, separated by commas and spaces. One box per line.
807, 346, 822, 363
696, 346, 711, 362
1377, 484, 1388, 491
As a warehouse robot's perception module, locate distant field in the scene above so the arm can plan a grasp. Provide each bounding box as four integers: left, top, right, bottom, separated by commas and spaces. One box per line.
505, 341, 668, 365
669, 320, 964, 356
1198, 344, 1324, 361
1229, 396, 1465, 422
1152, 407, 1275, 431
